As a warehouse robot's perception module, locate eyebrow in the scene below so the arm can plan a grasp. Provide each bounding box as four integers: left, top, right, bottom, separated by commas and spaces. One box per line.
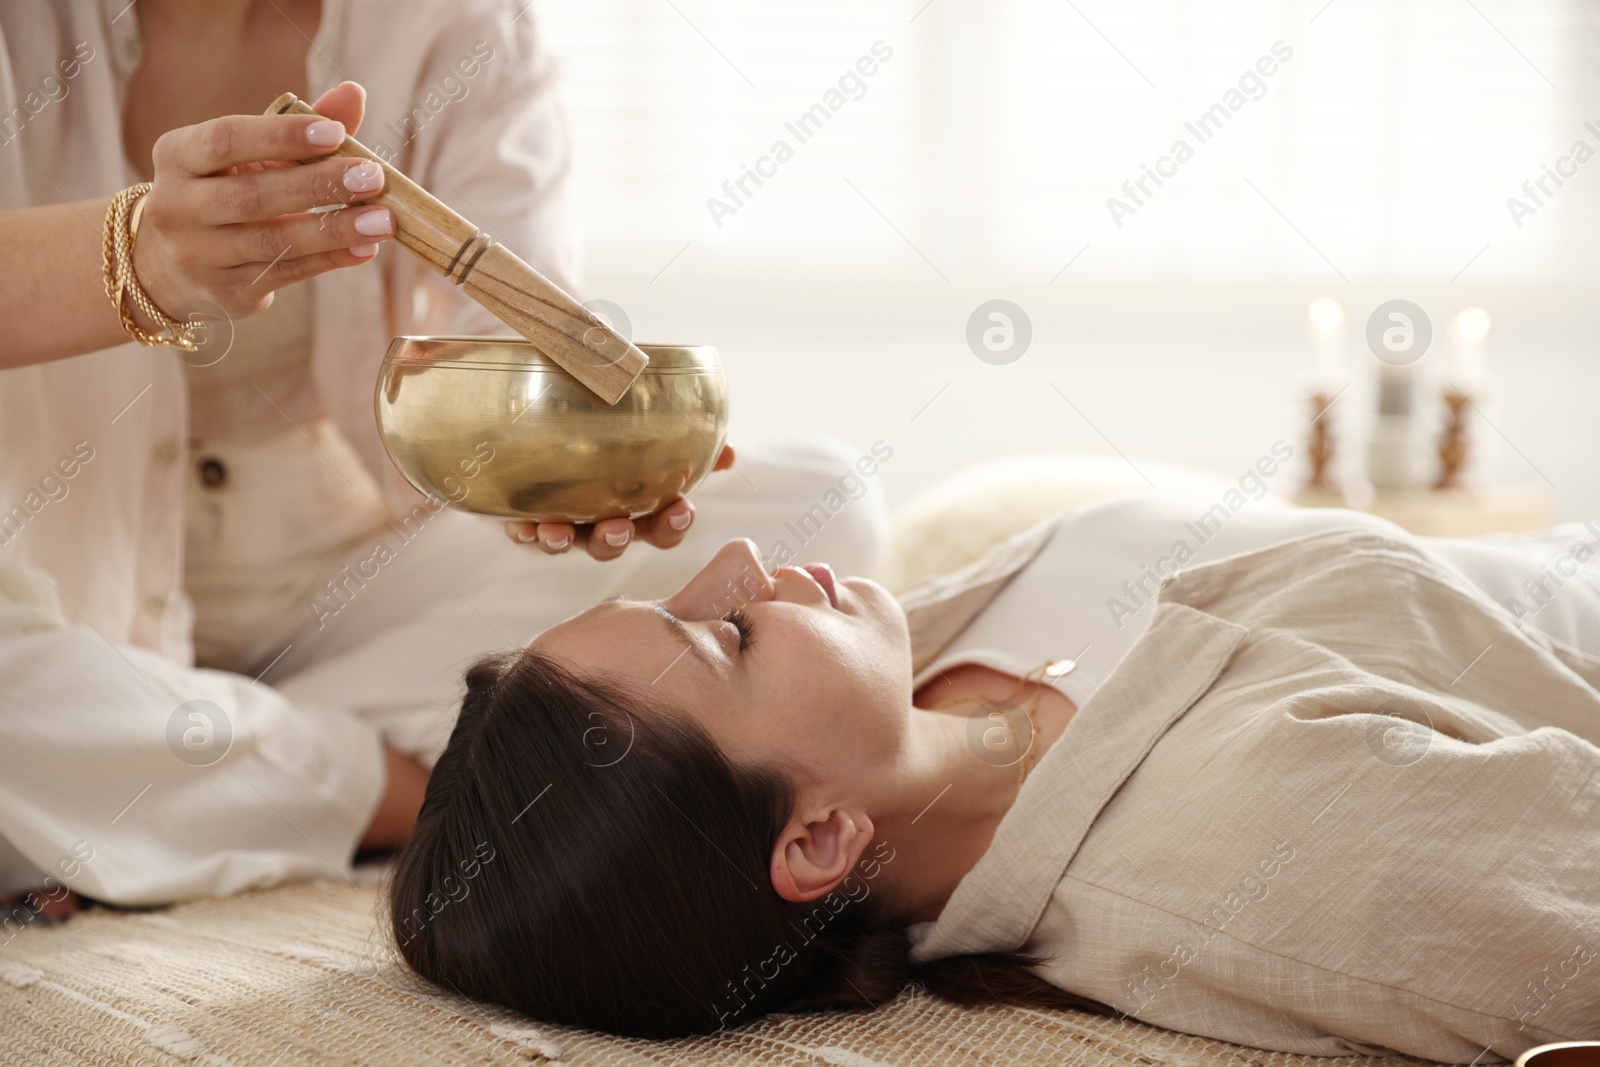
649, 603, 718, 672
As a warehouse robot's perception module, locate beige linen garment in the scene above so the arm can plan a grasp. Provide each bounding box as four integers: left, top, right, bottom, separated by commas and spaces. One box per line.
899, 516, 1600, 1062
0, 0, 581, 662
0, 0, 580, 901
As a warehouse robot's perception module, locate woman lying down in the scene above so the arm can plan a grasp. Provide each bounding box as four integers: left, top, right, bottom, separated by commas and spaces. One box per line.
391, 495, 1600, 1061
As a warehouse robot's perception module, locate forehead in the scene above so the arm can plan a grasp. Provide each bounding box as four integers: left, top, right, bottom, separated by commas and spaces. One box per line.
531, 599, 650, 656
534, 599, 716, 676
531, 600, 733, 714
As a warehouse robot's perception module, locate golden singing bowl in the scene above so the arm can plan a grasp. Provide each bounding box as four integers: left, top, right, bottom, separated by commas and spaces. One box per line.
375, 337, 729, 523
1517, 1045, 1600, 1067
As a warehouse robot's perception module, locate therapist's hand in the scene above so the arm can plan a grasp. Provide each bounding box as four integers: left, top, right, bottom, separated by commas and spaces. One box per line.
130, 81, 394, 323
505, 445, 737, 561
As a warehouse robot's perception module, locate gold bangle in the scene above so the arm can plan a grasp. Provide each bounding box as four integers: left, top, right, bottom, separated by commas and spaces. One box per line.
101, 183, 202, 352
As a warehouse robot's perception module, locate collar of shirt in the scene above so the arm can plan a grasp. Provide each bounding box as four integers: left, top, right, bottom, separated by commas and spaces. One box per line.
908, 590, 1247, 962
905, 522, 1508, 963
899, 517, 1062, 674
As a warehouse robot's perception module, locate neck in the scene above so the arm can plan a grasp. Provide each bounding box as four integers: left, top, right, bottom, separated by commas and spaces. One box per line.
869, 704, 1030, 923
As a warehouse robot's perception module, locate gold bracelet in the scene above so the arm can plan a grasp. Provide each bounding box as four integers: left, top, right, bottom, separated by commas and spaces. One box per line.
101, 183, 202, 352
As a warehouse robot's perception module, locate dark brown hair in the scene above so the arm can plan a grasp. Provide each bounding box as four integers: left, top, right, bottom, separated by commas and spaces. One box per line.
389, 649, 1112, 1038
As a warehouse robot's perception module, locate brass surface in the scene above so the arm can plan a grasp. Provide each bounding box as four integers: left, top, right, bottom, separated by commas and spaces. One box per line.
376, 338, 729, 523
1516, 1046, 1600, 1067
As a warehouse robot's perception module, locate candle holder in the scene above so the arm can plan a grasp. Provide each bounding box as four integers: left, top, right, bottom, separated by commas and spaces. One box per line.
1368, 363, 1418, 491
1433, 387, 1471, 490
1434, 306, 1491, 492
1299, 297, 1350, 501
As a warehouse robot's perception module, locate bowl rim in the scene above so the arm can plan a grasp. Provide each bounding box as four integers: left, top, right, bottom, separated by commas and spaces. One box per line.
1515, 1044, 1600, 1067
384, 336, 720, 374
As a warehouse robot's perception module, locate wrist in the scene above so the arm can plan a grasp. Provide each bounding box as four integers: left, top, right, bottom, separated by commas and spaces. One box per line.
128, 202, 184, 320
101, 183, 203, 352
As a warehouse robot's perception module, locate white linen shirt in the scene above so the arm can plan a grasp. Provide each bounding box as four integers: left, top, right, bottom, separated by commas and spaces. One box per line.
903, 494, 1600, 712
900, 511, 1600, 1063
0, 0, 582, 663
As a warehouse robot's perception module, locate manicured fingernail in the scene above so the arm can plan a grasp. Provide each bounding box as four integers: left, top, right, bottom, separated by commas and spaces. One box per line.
515, 530, 536, 543
546, 533, 571, 550
605, 529, 630, 548
307, 120, 345, 147
343, 161, 383, 194
668, 509, 691, 531
353, 207, 392, 235
350, 243, 379, 258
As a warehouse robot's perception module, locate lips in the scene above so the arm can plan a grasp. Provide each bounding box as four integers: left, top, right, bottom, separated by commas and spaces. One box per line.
801, 563, 839, 608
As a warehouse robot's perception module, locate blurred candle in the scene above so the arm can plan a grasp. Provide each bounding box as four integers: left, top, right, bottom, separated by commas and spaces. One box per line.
1377, 363, 1413, 415
1306, 296, 1345, 384
1369, 361, 1417, 490
1440, 306, 1493, 490
1451, 306, 1491, 389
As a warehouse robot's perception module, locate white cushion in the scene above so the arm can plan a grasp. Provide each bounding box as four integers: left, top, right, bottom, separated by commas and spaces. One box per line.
881, 452, 1287, 594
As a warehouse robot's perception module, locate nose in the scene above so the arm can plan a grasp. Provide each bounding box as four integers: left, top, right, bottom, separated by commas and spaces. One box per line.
662, 539, 774, 621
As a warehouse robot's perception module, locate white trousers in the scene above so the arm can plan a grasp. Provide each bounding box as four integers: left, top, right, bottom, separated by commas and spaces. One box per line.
0, 438, 890, 905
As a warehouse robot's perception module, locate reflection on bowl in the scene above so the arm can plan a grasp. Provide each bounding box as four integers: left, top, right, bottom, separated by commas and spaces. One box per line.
375, 337, 729, 523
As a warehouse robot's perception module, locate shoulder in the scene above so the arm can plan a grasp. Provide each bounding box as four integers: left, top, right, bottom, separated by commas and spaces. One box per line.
338, 0, 564, 164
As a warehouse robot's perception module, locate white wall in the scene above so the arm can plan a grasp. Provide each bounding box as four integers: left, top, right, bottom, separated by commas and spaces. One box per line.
531, 0, 1600, 523
582, 274, 1600, 521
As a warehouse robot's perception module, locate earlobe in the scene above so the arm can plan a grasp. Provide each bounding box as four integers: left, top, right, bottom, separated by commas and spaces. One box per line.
768, 808, 874, 903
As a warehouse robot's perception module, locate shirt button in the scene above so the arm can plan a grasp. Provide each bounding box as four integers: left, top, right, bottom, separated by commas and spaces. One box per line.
198, 456, 228, 489
154, 440, 178, 464
144, 594, 165, 616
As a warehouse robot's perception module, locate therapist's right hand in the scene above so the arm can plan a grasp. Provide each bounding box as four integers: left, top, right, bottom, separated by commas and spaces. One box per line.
132, 80, 393, 322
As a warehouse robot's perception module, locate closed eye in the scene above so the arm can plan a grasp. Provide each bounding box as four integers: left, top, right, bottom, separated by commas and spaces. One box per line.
724, 609, 755, 651
649, 604, 718, 670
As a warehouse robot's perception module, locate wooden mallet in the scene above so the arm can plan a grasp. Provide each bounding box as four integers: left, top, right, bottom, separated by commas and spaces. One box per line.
266, 92, 648, 405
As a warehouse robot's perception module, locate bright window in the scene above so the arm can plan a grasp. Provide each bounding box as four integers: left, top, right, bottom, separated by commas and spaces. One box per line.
537, 0, 1577, 283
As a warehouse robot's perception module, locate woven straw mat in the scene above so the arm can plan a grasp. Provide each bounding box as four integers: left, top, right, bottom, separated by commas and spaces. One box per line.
0, 880, 1442, 1067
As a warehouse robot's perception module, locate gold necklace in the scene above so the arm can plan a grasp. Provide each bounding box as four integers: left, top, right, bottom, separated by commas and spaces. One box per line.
930, 658, 1077, 795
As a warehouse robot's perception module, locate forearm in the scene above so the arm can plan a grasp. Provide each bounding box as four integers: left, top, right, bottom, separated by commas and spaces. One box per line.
359, 747, 432, 851
0, 200, 169, 370
3, 87, 406, 374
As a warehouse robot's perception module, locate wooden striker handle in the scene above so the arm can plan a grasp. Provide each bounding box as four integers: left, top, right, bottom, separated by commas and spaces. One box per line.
266, 91, 647, 405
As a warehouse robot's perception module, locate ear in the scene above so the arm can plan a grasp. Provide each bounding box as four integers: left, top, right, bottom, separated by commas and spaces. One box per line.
769, 808, 874, 903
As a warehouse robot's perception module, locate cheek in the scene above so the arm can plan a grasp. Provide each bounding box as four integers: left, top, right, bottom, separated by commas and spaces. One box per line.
767, 617, 905, 763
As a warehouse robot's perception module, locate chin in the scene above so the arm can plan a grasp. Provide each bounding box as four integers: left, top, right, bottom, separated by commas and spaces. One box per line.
846, 576, 907, 625
861, 581, 914, 665
842, 573, 893, 605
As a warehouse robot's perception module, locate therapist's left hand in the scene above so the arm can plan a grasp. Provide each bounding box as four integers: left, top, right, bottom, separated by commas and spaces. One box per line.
504, 445, 736, 561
